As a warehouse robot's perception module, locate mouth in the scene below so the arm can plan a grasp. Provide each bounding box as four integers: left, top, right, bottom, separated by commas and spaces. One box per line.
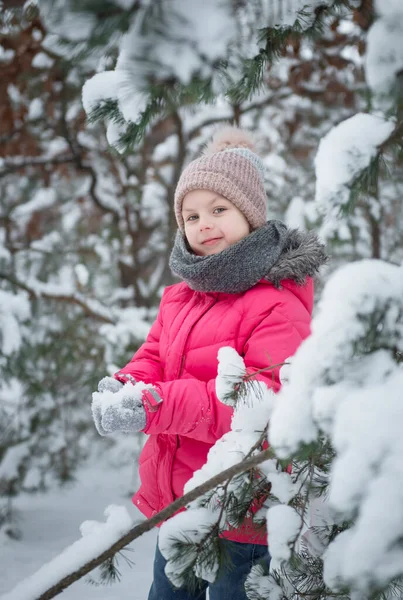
201, 237, 223, 246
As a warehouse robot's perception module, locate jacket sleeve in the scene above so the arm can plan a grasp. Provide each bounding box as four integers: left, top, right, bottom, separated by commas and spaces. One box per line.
114, 299, 164, 386
242, 307, 310, 393
142, 307, 309, 444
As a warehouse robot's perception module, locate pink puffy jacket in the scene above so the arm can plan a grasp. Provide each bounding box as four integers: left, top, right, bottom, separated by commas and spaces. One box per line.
115, 277, 313, 543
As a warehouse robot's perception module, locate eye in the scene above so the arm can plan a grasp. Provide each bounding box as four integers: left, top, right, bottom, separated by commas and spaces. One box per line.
213, 207, 226, 214
186, 214, 198, 222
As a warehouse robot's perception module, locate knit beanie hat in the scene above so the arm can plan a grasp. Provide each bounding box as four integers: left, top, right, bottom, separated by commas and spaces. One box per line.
174, 126, 268, 232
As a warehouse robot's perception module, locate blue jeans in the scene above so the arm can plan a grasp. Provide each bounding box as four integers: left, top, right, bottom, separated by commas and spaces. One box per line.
148, 539, 270, 600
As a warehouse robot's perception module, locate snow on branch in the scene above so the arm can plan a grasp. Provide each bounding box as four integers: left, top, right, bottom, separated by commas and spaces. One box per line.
81, 0, 354, 151
0, 289, 30, 356
0, 505, 133, 600
0, 273, 114, 324
82, 0, 235, 149
1, 448, 273, 600
158, 347, 295, 588
269, 259, 403, 594
264, 0, 339, 29
365, 0, 403, 98
314, 112, 395, 236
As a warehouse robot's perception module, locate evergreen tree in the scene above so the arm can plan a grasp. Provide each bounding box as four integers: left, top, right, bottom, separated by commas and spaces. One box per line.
0, 6, 152, 533
148, 3, 403, 599
1, 3, 403, 599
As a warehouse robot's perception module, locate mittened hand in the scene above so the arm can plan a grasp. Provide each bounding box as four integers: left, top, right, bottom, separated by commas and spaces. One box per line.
97, 376, 123, 394
92, 381, 148, 436
92, 376, 124, 435
101, 393, 147, 434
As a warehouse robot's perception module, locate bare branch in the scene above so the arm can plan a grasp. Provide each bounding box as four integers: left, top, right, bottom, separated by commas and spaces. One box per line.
0, 155, 78, 177
59, 82, 121, 221
0, 272, 114, 324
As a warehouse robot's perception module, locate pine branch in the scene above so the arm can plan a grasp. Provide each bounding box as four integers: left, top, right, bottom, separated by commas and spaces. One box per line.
25, 448, 274, 600
343, 120, 403, 215
46, 1, 142, 57
227, 0, 355, 104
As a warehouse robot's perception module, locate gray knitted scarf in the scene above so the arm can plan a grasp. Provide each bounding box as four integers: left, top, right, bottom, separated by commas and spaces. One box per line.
169, 220, 327, 294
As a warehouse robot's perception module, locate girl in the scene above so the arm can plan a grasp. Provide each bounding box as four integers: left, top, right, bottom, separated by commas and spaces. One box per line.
92, 126, 327, 599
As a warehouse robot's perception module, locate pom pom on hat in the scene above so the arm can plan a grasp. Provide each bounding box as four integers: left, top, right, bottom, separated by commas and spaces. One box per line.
174, 125, 268, 232
203, 125, 256, 155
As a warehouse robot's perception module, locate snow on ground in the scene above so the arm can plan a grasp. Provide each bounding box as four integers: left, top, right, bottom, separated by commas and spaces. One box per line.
0, 458, 157, 599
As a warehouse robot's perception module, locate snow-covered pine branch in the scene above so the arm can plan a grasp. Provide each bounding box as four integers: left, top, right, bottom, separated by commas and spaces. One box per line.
315, 112, 395, 239
0, 289, 30, 357
158, 347, 297, 590
365, 0, 403, 103
265, 259, 403, 598
80, 0, 357, 153
1, 447, 274, 600
314, 0, 403, 252
0, 505, 134, 600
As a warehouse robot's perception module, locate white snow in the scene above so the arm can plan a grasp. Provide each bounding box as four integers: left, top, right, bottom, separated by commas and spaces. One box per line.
106, 120, 126, 148
31, 52, 54, 69
65, 102, 82, 122
215, 346, 246, 406
270, 259, 403, 455
43, 137, 70, 158
0, 460, 157, 599
27, 98, 44, 120
92, 382, 148, 415
263, 0, 336, 28
245, 563, 283, 600
99, 307, 151, 366
118, 0, 235, 88
38, 4, 96, 42
323, 369, 403, 592
1, 505, 133, 600
152, 135, 178, 162
82, 0, 236, 141
160, 349, 277, 586
259, 460, 297, 504
185, 374, 275, 497
284, 196, 308, 229
266, 505, 301, 570
0, 290, 30, 356
314, 113, 395, 220
7, 84, 21, 104
74, 263, 89, 287
159, 508, 221, 586
82, 71, 126, 115
365, 0, 403, 96
269, 258, 403, 593
0, 442, 30, 481
12, 188, 57, 220
31, 28, 43, 42
0, 46, 15, 63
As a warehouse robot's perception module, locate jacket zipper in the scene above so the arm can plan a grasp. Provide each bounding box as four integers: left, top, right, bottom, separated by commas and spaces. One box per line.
177, 295, 218, 378
168, 294, 218, 501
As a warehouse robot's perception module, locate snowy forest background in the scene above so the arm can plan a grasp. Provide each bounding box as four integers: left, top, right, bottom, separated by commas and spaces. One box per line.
1, 0, 403, 599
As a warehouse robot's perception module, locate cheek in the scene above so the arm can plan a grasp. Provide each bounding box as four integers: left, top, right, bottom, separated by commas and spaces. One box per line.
183, 224, 192, 239
228, 219, 250, 241
183, 231, 200, 254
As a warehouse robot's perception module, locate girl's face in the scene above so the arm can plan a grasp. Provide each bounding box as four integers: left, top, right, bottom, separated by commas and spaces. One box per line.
182, 189, 250, 256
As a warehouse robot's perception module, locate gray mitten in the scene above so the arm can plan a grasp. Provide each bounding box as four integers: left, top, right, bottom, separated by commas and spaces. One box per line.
92, 376, 124, 436
92, 397, 109, 436
101, 393, 147, 434
97, 376, 124, 394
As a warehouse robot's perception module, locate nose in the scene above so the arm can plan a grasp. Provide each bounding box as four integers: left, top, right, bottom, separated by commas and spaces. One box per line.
198, 216, 213, 231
